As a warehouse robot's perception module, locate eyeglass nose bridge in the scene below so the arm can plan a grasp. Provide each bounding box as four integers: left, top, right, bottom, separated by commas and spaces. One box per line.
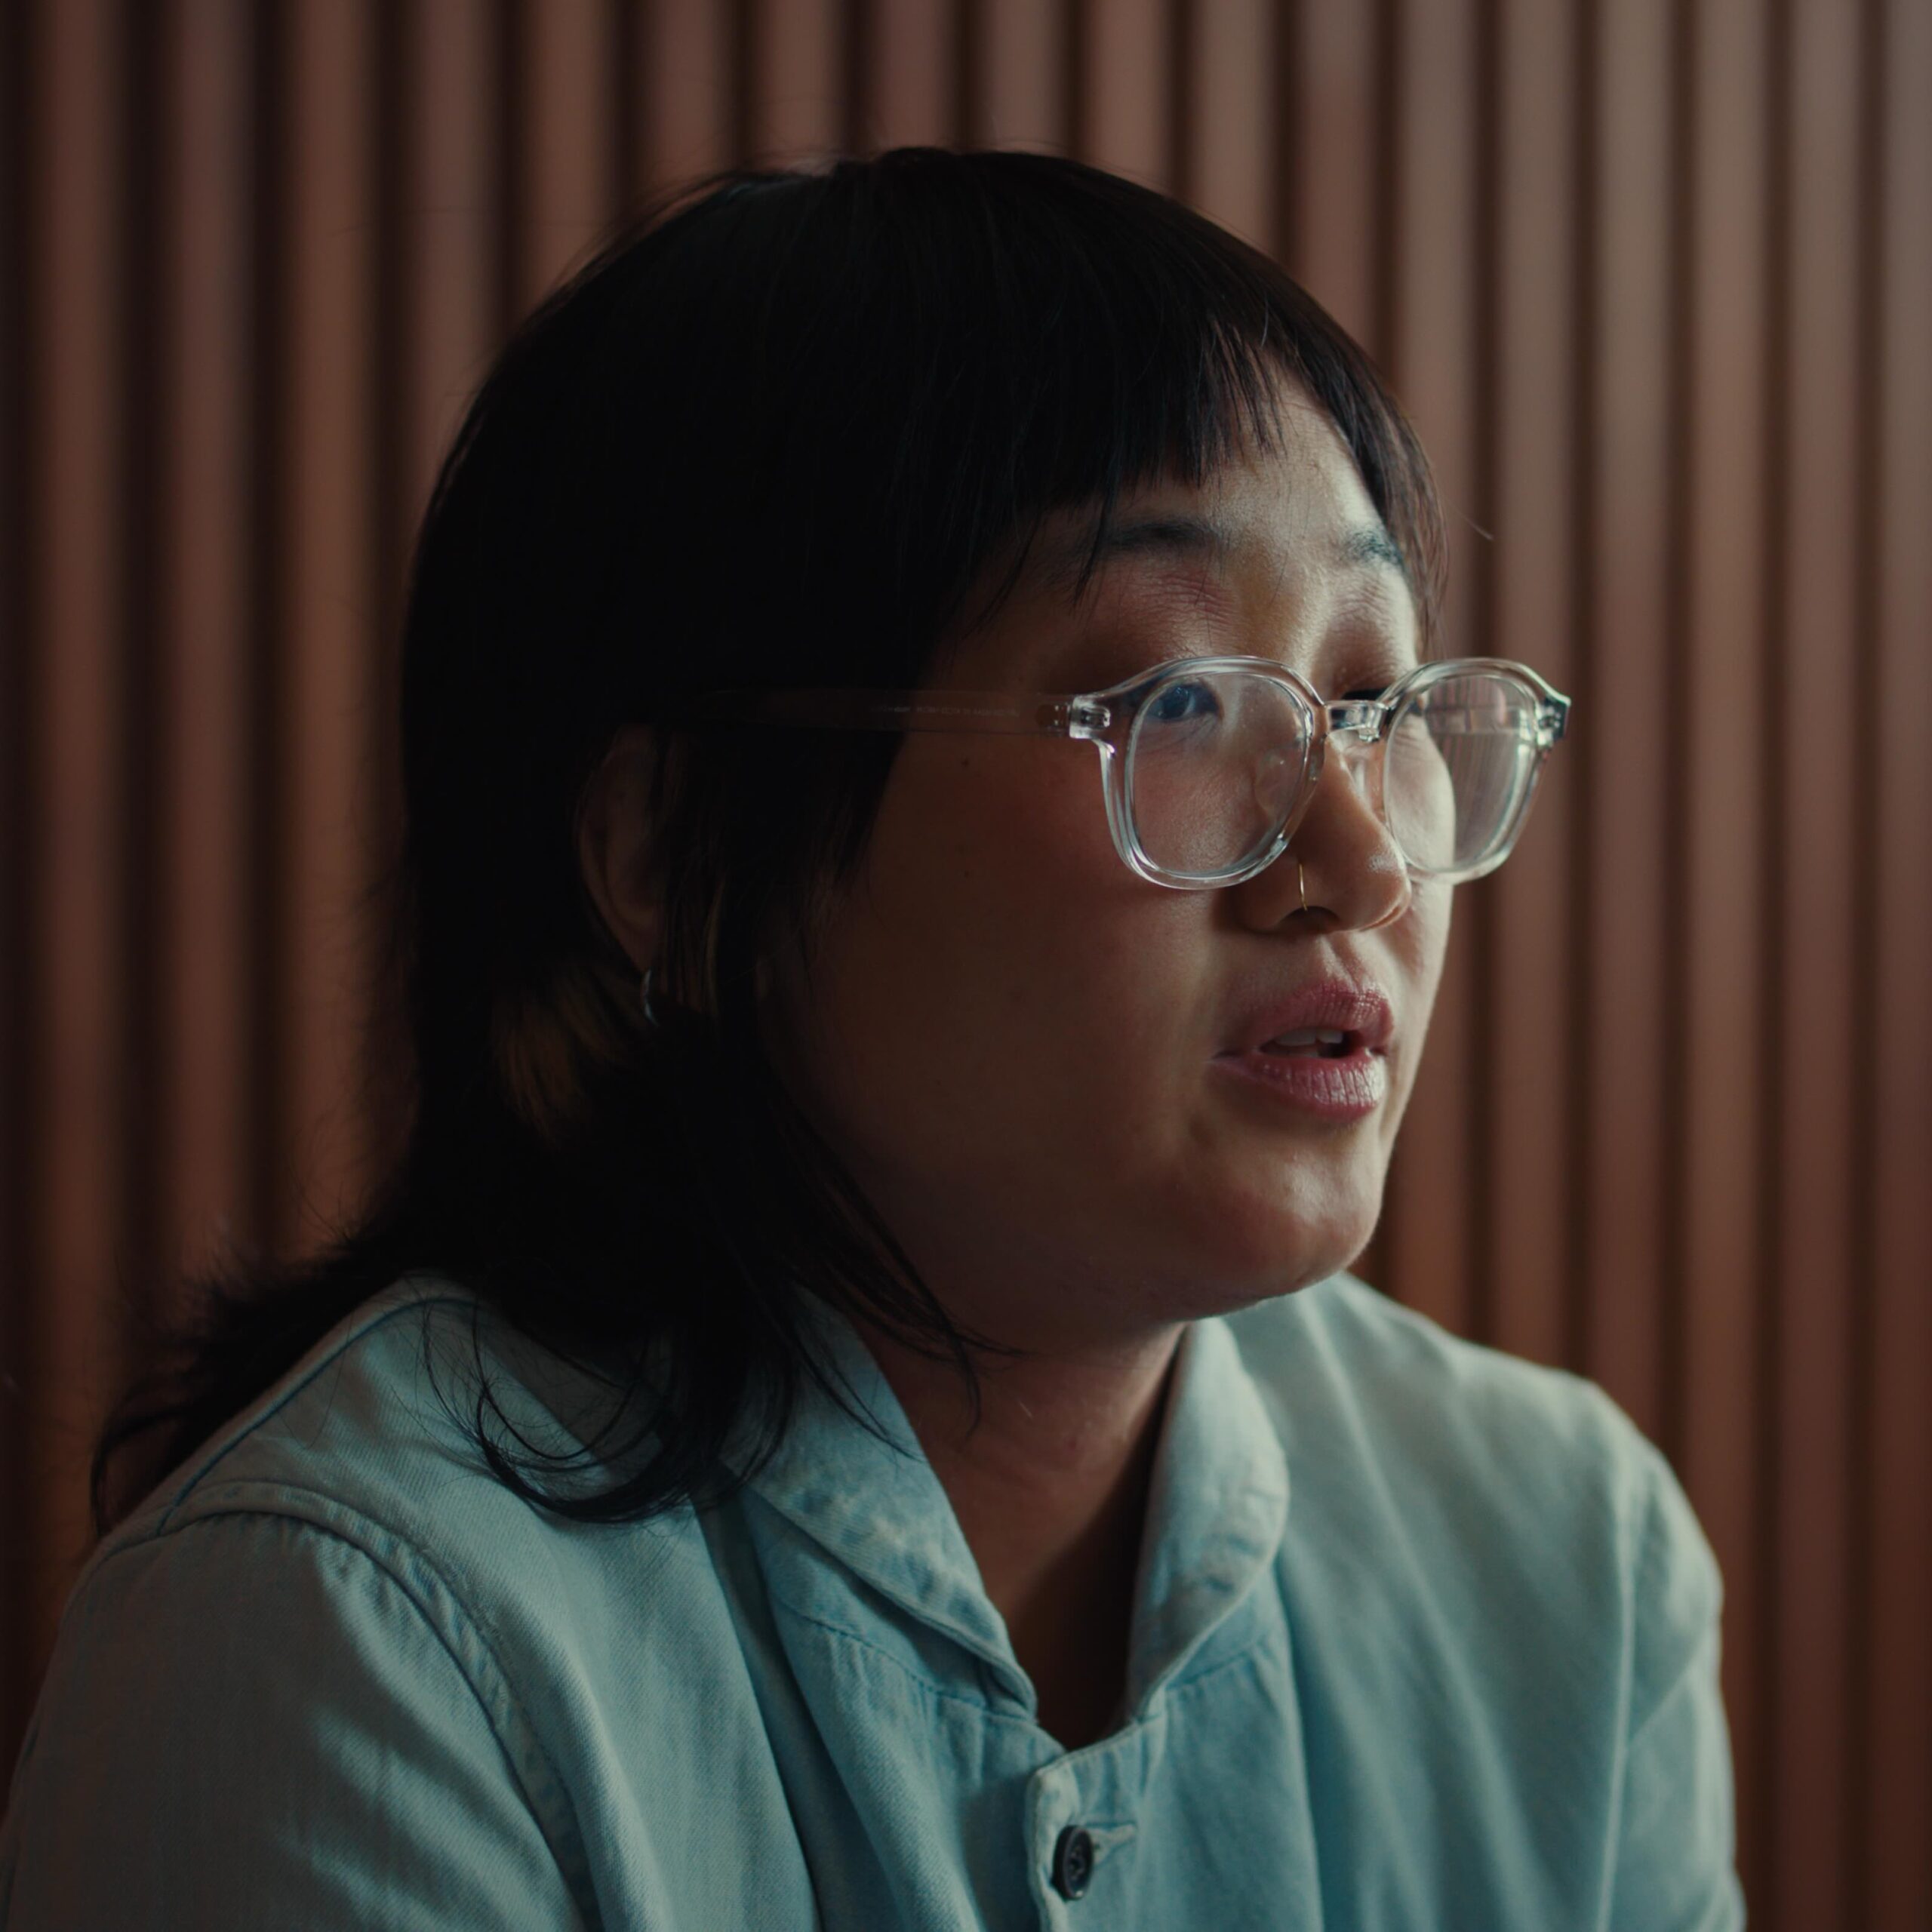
1263, 697, 1407, 874
1321, 697, 1390, 742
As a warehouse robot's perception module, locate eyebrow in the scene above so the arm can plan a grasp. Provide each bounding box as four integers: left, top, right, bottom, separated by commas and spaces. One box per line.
1036, 509, 1408, 592
1337, 524, 1408, 574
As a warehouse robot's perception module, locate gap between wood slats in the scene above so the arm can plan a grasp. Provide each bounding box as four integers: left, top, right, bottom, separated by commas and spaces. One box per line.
1844, 7, 1885, 1922
1562, 0, 1600, 1405
164, 0, 254, 1316
1463, 0, 1500, 1355
35, 0, 131, 1710
1869, 5, 1932, 1922
245, 0, 289, 1266
0, 0, 44, 1774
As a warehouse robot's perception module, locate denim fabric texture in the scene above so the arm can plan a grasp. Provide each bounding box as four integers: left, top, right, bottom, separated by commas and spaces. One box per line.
0, 1272, 1744, 1930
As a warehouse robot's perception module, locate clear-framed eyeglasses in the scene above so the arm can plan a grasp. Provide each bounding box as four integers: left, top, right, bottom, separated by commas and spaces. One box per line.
663, 655, 1572, 892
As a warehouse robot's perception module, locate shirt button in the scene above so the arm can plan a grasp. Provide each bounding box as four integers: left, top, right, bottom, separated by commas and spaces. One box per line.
1051, 1825, 1094, 1900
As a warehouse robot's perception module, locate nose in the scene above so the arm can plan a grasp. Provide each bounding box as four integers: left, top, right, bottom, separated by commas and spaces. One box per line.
1238, 733, 1414, 933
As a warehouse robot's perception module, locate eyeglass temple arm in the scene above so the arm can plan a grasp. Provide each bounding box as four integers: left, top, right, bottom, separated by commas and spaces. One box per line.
665, 670, 1571, 743
660, 688, 1095, 737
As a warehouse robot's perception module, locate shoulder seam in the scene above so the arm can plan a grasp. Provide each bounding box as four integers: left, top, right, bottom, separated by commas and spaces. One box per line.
152, 1282, 478, 1532
95, 1495, 597, 1912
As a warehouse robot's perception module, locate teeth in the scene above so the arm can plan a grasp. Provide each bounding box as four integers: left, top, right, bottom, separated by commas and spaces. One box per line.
1266, 1027, 1347, 1048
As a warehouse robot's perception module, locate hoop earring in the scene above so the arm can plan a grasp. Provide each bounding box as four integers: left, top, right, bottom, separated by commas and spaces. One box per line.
640, 964, 662, 1029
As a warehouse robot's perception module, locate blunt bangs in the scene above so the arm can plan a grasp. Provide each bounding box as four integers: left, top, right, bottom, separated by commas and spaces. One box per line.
555, 149, 1441, 720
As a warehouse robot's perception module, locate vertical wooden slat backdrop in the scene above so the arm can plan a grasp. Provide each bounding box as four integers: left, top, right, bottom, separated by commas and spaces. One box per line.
1871, 13, 1932, 1929
2, 3, 1927, 1922
164, 0, 251, 1324
1682, 0, 1770, 1867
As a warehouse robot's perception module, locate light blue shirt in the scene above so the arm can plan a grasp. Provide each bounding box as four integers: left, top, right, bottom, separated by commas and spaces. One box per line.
1, 1271, 1743, 1928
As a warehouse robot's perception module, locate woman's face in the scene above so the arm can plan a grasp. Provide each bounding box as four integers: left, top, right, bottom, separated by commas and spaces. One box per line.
762, 389, 1452, 1352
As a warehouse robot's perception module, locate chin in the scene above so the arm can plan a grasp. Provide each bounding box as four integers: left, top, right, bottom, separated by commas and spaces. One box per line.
1189, 1177, 1383, 1303
1138, 1211, 1374, 1321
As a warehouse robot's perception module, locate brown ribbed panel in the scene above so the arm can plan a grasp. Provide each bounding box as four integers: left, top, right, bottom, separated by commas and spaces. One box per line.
1460, 0, 1500, 1353
279, 2, 378, 1260
1750, 3, 1798, 1912
412, 2, 499, 514
9, 5, 1932, 1916
1680, 0, 1770, 1899
242, 0, 290, 1261
1265, 0, 1300, 271
1078, 0, 1170, 186
1281, 0, 1379, 348
1583, 0, 1673, 1440
856, 0, 952, 151
1868, 7, 1932, 1924
1845, 3, 1883, 1909
118, 1, 166, 1357
162, 0, 254, 1298
977, 0, 1064, 150
29, 0, 131, 1678
1380, 0, 1480, 1340
747, 0, 841, 162
521, 0, 617, 301
363, 1, 411, 1176
609, 0, 644, 208
1483, 0, 1575, 1376
1770, 0, 1863, 1920
645, 0, 734, 185
1186, 0, 1272, 251
0, 0, 36, 1766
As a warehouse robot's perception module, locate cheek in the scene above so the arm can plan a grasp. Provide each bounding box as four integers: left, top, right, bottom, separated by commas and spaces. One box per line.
1380, 881, 1454, 1121
798, 746, 1100, 1072
797, 745, 1194, 1160
1408, 878, 1454, 1003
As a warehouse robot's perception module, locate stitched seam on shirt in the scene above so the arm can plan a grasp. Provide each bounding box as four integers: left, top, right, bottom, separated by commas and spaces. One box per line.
107, 1499, 600, 1922
1161, 1624, 1284, 1698
152, 1286, 476, 1531
767, 1598, 1044, 1724
1623, 1629, 1715, 1761
771, 1587, 1281, 1717
1621, 1479, 1721, 1761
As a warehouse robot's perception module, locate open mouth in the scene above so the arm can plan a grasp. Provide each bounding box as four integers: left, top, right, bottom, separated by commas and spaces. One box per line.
1256, 1028, 1358, 1060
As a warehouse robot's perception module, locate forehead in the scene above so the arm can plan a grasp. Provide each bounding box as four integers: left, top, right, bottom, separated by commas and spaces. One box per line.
1066, 398, 1398, 580
1035, 392, 1398, 595
1003, 395, 1414, 635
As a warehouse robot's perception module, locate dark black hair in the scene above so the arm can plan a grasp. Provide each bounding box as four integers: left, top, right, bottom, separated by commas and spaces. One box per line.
93, 147, 1443, 1533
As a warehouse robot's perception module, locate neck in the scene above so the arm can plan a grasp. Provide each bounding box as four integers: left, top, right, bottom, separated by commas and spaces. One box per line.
856, 1314, 1184, 1749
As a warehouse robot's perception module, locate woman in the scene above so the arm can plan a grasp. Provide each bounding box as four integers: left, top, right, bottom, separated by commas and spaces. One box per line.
0, 149, 1741, 1928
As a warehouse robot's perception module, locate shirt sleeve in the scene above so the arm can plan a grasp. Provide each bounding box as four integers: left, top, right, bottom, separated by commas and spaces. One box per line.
1605, 1440, 1749, 1932
0, 1509, 589, 1932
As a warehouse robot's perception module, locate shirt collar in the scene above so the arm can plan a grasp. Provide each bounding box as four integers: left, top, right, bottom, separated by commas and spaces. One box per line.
736, 1297, 1291, 1710
1122, 1312, 1291, 1706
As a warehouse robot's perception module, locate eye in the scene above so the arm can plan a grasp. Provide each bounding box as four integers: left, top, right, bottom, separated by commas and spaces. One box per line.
1146, 678, 1223, 724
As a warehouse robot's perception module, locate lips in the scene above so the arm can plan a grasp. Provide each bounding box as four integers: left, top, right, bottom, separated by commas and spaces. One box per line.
1213, 977, 1395, 1121
1220, 978, 1396, 1060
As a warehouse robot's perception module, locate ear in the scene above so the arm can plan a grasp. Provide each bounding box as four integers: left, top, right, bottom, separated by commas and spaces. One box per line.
577, 724, 666, 975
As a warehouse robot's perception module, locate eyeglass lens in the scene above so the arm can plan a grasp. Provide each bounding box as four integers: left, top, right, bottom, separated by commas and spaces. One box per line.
1124, 666, 1545, 881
